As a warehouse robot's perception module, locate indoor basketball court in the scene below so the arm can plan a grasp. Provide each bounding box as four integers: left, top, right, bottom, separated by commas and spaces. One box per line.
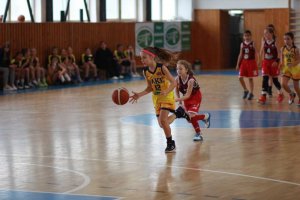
0, 0, 300, 200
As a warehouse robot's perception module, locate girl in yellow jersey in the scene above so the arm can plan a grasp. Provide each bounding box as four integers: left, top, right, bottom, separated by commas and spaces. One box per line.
280, 32, 300, 106
130, 47, 189, 153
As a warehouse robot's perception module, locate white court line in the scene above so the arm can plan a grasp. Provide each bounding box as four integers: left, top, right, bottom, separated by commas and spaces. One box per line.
1, 154, 300, 187
13, 163, 91, 194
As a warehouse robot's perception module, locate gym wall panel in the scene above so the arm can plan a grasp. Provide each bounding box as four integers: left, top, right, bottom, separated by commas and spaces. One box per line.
244, 8, 290, 51
0, 23, 136, 67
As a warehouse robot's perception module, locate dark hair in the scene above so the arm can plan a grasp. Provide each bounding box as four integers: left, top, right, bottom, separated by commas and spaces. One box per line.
142, 46, 179, 67
267, 24, 275, 31
14, 51, 22, 58
21, 48, 29, 56
284, 32, 296, 47
116, 44, 123, 49
177, 60, 194, 76
244, 30, 252, 35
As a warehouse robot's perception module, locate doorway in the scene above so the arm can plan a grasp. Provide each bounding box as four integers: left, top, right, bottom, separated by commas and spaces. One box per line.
228, 10, 244, 68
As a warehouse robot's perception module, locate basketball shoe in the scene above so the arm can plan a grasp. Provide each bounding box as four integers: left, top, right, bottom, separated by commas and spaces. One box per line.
193, 133, 203, 141
258, 95, 266, 104
243, 91, 249, 99
165, 140, 176, 153
248, 93, 254, 100
203, 113, 211, 128
288, 92, 296, 105
277, 93, 284, 103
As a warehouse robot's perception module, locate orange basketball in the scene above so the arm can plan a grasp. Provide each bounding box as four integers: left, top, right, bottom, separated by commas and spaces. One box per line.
18, 15, 25, 22
112, 87, 130, 105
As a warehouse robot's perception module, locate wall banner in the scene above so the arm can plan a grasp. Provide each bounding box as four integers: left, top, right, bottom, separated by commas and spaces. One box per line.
135, 22, 191, 55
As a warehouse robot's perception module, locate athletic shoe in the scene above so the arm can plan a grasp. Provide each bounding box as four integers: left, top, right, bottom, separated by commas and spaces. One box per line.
203, 113, 211, 128
258, 95, 266, 104
288, 92, 296, 105
193, 133, 203, 141
11, 85, 17, 90
297, 100, 300, 107
243, 91, 249, 99
165, 140, 176, 153
3, 85, 14, 91
175, 106, 190, 121
277, 93, 284, 103
247, 93, 254, 100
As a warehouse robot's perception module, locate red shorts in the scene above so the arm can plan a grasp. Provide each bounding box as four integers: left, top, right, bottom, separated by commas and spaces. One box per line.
184, 90, 202, 113
262, 59, 280, 76
239, 59, 258, 77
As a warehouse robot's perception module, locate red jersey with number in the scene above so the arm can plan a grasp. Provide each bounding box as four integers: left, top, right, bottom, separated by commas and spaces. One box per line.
264, 40, 278, 60
178, 75, 202, 113
241, 41, 255, 60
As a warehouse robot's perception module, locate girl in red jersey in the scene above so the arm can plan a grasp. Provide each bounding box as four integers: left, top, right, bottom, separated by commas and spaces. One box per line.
236, 30, 258, 100
258, 27, 284, 104
260, 24, 276, 97
175, 60, 210, 141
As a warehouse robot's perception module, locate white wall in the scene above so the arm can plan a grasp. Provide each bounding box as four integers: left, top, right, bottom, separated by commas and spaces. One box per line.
194, 0, 289, 10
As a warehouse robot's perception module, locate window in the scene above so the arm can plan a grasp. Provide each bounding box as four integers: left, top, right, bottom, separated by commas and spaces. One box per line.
177, 0, 192, 21
107, 0, 137, 20
0, 0, 42, 22
162, 0, 176, 20
152, 0, 192, 21
121, 0, 136, 19
151, 0, 161, 21
53, 0, 92, 21
69, 0, 89, 21
106, 0, 119, 20
0, 1, 7, 20
53, 0, 67, 21
11, 0, 34, 22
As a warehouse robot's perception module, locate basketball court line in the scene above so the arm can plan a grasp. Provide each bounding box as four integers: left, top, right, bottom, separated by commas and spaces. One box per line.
1, 154, 300, 188
120, 109, 300, 129
0, 189, 122, 200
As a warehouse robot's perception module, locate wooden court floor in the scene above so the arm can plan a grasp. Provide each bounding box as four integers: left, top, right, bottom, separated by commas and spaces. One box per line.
0, 74, 300, 200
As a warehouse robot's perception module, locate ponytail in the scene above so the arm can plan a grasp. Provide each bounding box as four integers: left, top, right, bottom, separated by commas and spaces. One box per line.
142, 46, 179, 67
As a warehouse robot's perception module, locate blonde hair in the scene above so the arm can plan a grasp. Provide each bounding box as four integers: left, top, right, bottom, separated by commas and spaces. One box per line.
177, 60, 194, 75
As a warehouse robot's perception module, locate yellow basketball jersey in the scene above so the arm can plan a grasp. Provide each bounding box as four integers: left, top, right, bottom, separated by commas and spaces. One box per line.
282, 46, 296, 68
282, 45, 300, 79
144, 63, 175, 103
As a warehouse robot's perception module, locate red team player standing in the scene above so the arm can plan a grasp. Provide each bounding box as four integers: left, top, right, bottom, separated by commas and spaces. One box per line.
236, 30, 258, 100
258, 27, 284, 104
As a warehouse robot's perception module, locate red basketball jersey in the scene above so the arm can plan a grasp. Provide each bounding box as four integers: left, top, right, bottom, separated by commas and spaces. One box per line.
178, 75, 200, 96
241, 41, 255, 60
264, 40, 278, 60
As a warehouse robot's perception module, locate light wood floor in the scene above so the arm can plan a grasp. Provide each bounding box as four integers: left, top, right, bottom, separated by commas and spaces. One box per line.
0, 74, 300, 200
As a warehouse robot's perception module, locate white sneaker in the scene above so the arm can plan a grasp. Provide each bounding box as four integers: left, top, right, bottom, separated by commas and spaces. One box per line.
111, 76, 118, 80
11, 85, 17, 90
3, 85, 14, 91
119, 75, 124, 79
203, 113, 211, 128
193, 133, 203, 141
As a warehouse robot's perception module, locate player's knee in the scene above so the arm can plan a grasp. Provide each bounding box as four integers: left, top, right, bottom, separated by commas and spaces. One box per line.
159, 118, 168, 127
